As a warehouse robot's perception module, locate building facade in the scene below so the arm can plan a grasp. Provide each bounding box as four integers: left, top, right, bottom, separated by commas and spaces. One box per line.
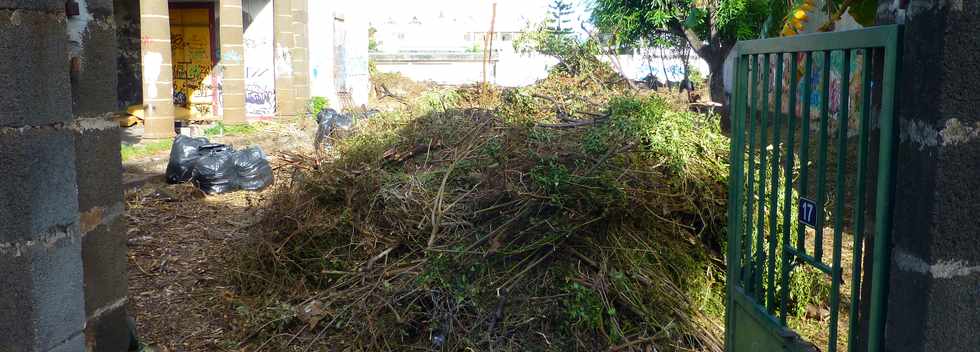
114, 0, 368, 139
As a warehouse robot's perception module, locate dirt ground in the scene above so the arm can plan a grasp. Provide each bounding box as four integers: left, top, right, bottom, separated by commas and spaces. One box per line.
124, 120, 314, 351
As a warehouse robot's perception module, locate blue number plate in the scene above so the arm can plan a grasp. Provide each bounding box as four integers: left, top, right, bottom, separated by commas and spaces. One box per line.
799, 198, 817, 228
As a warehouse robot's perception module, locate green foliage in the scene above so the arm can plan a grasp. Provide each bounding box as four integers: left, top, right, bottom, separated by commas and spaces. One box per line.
592, 0, 770, 45
368, 26, 380, 52
413, 88, 461, 114
548, 0, 575, 34
689, 66, 706, 88
204, 121, 258, 137
464, 43, 483, 53
120, 139, 173, 162
564, 282, 606, 329
368, 58, 378, 76
847, 0, 878, 26
513, 21, 603, 75
309, 96, 330, 117
589, 95, 728, 177
513, 21, 579, 57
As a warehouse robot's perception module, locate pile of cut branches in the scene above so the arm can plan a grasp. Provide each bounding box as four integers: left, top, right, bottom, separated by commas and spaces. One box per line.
228, 61, 731, 351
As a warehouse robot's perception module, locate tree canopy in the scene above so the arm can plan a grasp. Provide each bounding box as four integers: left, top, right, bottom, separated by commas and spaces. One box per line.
590, 0, 770, 102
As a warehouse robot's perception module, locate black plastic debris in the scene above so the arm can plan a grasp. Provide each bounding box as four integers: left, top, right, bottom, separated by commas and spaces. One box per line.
315, 108, 355, 150
191, 144, 239, 195
165, 134, 210, 184
234, 146, 275, 191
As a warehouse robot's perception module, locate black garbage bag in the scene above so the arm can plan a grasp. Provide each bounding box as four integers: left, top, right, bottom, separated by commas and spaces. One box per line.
315, 109, 354, 150
165, 135, 211, 184
316, 108, 339, 125
315, 108, 339, 149
234, 146, 274, 191
191, 144, 239, 195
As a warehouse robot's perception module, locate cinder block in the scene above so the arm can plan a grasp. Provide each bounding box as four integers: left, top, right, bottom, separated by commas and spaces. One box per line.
73, 21, 119, 116
0, 252, 35, 352
0, 225, 85, 351
0, 8, 71, 127
82, 216, 127, 316
0, 129, 80, 242
84, 305, 131, 352
73, 126, 123, 212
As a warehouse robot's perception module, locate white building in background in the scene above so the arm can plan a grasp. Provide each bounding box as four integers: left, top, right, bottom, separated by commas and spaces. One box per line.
368, 3, 707, 87
307, 2, 370, 108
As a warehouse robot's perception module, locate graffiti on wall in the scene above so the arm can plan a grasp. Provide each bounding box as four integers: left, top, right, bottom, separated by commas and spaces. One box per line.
243, 0, 276, 118
170, 7, 219, 119
246, 66, 275, 116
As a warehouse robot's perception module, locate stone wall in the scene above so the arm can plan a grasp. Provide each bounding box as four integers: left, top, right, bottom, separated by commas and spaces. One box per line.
878, 1, 980, 351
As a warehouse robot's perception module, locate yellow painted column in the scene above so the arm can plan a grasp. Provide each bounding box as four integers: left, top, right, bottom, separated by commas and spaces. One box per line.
291, 0, 310, 115
140, 0, 176, 139
220, 0, 247, 124
274, 0, 296, 118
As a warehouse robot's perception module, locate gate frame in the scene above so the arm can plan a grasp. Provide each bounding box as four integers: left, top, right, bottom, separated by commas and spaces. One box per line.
725, 25, 902, 352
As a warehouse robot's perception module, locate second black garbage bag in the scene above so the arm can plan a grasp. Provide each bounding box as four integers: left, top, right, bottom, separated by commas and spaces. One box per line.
234, 146, 275, 191
192, 144, 239, 195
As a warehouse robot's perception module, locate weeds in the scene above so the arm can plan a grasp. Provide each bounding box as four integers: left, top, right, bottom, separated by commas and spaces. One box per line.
121, 139, 173, 162
204, 121, 260, 137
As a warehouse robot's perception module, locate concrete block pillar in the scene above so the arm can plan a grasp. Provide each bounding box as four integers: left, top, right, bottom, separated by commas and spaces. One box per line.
140, 0, 176, 139
291, 0, 310, 115
877, 2, 980, 351
0, 1, 86, 351
219, 0, 247, 124
274, 0, 296, 117
68, 0, 131, 350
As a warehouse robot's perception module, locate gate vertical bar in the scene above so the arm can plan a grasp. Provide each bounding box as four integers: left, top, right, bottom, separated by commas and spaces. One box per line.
743, 55, 759, 284
754, 54, 771, 299
797, 52, 813, 254
725, 54, 750, 352
847, 48, 873, 352
778, 52, 800, 324
828, 49, 852, 352
767, 53, 784, 313
868, 26, 901, 352
814, 51, 832, 263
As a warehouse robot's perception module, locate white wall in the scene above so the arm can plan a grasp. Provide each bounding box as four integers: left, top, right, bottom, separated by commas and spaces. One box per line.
375, 51, 708, 88
307, 1, 370, 109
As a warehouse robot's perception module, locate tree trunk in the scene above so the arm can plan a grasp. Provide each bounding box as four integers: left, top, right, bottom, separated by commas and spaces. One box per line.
706, 55, 727, 105
703, 51, 731, 133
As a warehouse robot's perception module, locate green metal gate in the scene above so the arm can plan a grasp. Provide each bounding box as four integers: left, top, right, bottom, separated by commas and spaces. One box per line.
725, 26, 901, 352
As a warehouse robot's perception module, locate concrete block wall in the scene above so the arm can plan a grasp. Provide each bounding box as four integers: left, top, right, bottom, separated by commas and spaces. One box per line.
878, 1, 980, 351
291, 0, 310, 114
1, 0, 129, 351
274, 0, 296, 117
69, 0, 129, 351
0, 1, 87, 350
219, 0, 247, 124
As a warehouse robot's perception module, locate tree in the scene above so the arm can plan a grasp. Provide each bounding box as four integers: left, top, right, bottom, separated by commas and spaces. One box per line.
591, 0, 769, 105
548, 0, 574, 35
369, 26, 380, 52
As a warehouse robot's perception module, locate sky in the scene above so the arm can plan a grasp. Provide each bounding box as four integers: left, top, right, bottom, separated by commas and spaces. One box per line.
361, 0, 592, 33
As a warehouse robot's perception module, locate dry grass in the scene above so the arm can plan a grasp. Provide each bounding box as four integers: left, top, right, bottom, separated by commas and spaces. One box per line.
226, 61, 733, 351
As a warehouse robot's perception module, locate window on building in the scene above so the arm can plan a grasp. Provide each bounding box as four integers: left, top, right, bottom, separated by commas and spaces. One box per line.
501, 33, 513, 41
